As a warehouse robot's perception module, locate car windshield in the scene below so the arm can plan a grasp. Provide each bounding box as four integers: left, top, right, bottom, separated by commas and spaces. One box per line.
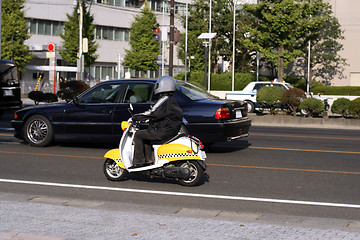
176, 81, 218, 100
0, 62, 18, 85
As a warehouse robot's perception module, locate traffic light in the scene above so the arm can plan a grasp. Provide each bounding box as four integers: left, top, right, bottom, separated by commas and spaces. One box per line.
153, 27, 161, 41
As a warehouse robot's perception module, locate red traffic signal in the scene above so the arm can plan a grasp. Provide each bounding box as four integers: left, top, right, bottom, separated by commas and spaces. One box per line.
153, 27, 161, 41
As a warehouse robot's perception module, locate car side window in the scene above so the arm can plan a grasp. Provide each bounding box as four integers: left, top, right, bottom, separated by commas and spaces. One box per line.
79, 83, 122, 104
253, 84, 265, 92
122, 83, 155, 103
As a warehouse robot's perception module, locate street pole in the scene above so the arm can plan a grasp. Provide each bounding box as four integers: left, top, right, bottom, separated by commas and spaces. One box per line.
161, 0, 166, 76
169, 0, 174, 77
0, 0, 2, 58
256, 0, 260, 82
77, 0, 83, 81
208, 0, 212, 91
203, 42, 209, 88
232, 0, 236, 91
184, 3, 188, 81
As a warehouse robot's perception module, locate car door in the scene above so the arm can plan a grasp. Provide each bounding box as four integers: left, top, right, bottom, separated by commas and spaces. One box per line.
112, 82, 156, 134
63, 83, 123, 139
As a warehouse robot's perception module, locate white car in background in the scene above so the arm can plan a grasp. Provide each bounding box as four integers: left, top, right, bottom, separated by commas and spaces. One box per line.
225, 81, 293, 113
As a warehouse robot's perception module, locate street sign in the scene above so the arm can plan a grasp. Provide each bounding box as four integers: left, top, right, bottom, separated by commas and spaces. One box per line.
47, 43, 55, 52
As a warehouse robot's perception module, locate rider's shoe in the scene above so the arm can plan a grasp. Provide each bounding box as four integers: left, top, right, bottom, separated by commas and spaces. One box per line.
129, 164, 144, 169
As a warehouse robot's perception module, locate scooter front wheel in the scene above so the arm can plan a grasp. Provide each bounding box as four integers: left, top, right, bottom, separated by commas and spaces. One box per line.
103, 158, 128, 181
177, 161, 204, 187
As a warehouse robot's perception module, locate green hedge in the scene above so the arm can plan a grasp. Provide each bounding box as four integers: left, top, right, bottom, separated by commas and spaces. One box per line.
174, 71, 269, 91
175, 72, 360, 95
311, 85, 360, 96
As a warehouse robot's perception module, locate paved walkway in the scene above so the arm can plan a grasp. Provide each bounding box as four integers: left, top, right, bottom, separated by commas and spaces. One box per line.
1, 192, 360, 240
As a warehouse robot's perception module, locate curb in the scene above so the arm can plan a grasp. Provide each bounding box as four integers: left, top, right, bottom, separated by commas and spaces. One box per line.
249, 114, 360, 130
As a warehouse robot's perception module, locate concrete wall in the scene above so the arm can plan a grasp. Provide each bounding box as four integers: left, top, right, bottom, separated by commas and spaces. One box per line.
329, 0, 360, 86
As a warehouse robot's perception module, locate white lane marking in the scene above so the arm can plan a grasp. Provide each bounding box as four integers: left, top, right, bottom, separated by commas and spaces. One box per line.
0, 128, 14, 131
1, 178, 360, 209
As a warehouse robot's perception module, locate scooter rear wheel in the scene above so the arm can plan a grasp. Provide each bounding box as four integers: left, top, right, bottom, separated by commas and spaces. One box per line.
104, 158, 128, 181
177, 161, 204, 187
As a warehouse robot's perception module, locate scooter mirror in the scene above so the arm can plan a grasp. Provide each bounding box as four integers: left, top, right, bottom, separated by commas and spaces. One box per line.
128, 103, 134, 116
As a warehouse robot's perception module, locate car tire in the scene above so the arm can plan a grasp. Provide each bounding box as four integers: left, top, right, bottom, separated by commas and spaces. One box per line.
24, 115, 54, 147
246, 101, 255, 113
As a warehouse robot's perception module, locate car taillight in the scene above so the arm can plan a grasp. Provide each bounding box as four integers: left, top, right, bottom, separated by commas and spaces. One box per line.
14, 113, 18, 119
215, 108, 230, 119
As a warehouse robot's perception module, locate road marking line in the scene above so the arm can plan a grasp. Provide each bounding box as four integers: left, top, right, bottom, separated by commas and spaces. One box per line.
1, 150, 359, 175
208, 163, 360, 175
249, 146, 360, 155
0, 150, 103, 159
0, 133, 13, 137
1, 178, 360, 209
251, 133, 360, 141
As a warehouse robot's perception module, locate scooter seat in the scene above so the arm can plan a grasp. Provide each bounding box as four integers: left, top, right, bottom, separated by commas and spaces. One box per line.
151, 133, 187, 145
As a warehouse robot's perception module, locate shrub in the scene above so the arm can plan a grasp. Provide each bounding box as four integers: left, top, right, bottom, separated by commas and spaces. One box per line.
43, 93, 58, 103
256, 86, 285, 114
28, 91, 44, 104
331, 98, 351, 117
281, 88, 306, 115
349, 98, 360, 118
299, 98, 325, 117
57, 80, 90, 101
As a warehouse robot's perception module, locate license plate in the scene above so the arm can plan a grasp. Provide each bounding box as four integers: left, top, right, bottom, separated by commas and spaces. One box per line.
236, 110, 242, 118
4, 89, 13, 96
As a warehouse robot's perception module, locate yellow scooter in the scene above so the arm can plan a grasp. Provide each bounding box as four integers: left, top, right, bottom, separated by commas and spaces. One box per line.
103, 119, 207, 187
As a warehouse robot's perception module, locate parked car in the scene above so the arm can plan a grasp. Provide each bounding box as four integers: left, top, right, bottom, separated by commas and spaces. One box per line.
0, 60, 22, 116
225, 81, 293, 113
11, 79, 251, 147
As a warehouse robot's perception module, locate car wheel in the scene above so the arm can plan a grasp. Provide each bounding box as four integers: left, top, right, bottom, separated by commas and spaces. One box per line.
24, 115, 54, 147
246, 101, 255, 113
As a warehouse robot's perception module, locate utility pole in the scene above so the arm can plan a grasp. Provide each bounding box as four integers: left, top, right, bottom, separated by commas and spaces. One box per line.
169, 0, 174, 76
0, 0, 2, 58
77, 0, 84, 81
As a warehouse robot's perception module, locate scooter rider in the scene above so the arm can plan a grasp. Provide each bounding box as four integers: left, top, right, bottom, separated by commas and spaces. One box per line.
131, 76, 183, 168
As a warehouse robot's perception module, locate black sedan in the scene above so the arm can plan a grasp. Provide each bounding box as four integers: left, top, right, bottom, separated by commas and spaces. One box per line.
12, 79, 251, 147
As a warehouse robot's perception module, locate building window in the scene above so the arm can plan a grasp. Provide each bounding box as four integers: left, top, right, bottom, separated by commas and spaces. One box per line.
28, 19, 64, 36
95, 26, 129, 41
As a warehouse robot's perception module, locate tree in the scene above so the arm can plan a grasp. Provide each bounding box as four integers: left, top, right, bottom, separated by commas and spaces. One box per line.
123, 0, 159, 77
301, 0, 346, 86
178, 0, 256, 73
1, 0, 32, 71
59, 0, 98, 67
243, 0, 308, 82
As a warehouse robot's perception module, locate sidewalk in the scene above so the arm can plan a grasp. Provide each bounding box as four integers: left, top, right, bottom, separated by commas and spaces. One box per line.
1, 192, 360, 240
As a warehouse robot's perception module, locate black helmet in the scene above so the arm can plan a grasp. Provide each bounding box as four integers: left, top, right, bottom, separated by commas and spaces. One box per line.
154, 76, 176, 95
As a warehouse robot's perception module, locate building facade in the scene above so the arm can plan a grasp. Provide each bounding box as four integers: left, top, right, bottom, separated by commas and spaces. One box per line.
330, 0, 360, 86
21, 0, 360, 94
23, 0, 189, 93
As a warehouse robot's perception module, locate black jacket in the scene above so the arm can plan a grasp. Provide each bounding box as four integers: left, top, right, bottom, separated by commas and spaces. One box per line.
132, 95, 183, 140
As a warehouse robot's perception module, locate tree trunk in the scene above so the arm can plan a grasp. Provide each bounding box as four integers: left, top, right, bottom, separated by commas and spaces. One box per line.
277, 46, 284, 82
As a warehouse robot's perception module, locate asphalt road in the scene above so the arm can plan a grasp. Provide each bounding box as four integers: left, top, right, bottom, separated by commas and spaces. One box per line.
1, 110, 360, 218
1, 110, 360, 239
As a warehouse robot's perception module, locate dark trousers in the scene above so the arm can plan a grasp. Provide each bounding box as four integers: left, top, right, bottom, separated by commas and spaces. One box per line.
133, 129, 158, 165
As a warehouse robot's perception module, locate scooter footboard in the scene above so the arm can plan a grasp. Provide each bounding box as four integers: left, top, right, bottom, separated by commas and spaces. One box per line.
104, 149, 125, 169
